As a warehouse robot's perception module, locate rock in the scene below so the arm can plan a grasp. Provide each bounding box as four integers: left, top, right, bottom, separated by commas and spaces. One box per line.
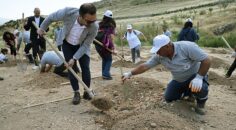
150, 123, 157, 128
122, 110, 129, 114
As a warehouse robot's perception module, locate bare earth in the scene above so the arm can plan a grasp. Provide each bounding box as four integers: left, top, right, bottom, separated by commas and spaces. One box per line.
0, 47, 235, 130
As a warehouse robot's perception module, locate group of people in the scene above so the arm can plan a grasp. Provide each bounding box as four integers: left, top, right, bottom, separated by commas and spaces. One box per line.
1, 3, 235, 115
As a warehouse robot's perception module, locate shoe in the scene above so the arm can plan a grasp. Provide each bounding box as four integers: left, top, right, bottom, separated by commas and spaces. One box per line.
134, 58, 141, 64
72, 91, 81, 105
103, 76, 113, 80
32, 65, 39, 70
195, 103, 206, 115
225, 74, 230, 78
83, 91, 93, 100
0, 77, 4, 80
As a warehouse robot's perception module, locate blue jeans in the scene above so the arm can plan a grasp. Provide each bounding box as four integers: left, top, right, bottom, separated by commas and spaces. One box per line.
164, 74, 209, 105
95, 45, 112, 78
62, 40, 90, 91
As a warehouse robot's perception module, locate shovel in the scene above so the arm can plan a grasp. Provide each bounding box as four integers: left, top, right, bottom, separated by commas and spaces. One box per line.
32, 22, 113, 111
17, 13, 27, 72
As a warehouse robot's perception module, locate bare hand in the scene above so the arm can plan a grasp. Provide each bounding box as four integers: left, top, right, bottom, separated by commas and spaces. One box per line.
66, 59, 75, 68
37, 28, 46, 37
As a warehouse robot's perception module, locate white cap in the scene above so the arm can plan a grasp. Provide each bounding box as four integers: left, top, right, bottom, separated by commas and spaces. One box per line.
127, 24, 132, 29
186, 18, 192, 23
13, 29, 19, 35
104, 10, 113, 18
150, 35, 170, 53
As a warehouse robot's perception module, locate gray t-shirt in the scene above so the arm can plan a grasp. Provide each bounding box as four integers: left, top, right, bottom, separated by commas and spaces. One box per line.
41, 51, 64, 67
145, 41, 208, 82
17, 31, 31, 44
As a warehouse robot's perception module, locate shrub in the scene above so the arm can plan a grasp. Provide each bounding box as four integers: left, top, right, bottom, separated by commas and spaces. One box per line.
199, 10, 206, 15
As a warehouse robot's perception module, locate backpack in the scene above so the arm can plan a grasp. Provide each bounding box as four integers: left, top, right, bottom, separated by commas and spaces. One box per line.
125, 30, 137, 38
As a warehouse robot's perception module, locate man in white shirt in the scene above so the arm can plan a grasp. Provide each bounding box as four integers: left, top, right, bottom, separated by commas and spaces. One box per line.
123, 24, 147, 64
37, 3, 98, 105
0, 48, 8, 63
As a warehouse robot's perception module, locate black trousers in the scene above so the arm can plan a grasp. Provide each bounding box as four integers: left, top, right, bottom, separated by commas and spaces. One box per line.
226, 58, 236, 77
31, 38, 46, 60
24, 43, 32, 54
62, 40, 90, 91
53, 63, 68, 77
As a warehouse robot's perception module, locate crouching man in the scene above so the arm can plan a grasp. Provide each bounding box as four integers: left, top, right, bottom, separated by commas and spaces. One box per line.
122, 35, 211, 115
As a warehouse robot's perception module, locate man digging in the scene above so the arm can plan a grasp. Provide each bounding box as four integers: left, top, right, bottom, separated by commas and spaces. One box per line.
122, 34, 211, 115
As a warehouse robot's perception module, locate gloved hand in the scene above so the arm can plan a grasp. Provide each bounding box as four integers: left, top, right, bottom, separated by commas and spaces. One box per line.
122, 72, 132, 82
231, 52, 236, 58
189, 74, 203, 93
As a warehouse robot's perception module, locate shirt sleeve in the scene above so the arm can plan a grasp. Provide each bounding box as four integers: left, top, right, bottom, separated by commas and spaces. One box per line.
184, 42, 208, 61
144, 55, 161, 68
134, 30, 142, 35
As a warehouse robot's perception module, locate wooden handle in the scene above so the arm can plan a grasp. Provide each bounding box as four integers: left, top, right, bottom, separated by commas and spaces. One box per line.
32, 21, 94, 98
93, 39, 124, 60
221, 36, 234, 52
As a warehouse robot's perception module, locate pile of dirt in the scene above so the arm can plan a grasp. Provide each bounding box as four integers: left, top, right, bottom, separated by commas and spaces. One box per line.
210, 56, 229, 69
0, 59, 29, 68
93, 77, 166, 129
209, 71, 235, 92
24, 73, 68, 89
112, 60, 145, 68
210, 48, 229, 54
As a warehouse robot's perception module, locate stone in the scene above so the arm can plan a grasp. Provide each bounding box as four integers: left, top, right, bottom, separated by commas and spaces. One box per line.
150, 123, 157, 128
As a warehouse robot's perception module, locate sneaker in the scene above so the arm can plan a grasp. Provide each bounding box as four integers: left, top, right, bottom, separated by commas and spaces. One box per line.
32, 65, 39, 70
195, 103, 206, 115
72, 91, 81, 105
134, 58, 141, 64
103, 76, 113, 80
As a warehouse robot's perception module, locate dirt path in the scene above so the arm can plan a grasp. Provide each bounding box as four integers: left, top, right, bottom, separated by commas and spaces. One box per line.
0, 48, 235, 130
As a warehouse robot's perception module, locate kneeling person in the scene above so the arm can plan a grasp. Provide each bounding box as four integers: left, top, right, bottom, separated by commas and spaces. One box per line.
40, 51, 68, 77
123, 35, 211, 115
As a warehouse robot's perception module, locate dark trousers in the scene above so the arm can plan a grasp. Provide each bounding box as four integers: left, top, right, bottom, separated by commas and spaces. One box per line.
32, 38, 46, 60
57, 45, 62, 51
131, 45, 140, 63
164, 74, 209, 105
53, 63, 68, 77
226, 58, 236, 77
62, 40, 90, 91
95, 45, 112, 78
7, 43, 17, 56
24, 43, 32, 54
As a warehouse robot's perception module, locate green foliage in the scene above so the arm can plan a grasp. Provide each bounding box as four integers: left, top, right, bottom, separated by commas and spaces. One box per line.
171, 15, 182, 25
218, 0, 234, 10
209, 8, 213, 14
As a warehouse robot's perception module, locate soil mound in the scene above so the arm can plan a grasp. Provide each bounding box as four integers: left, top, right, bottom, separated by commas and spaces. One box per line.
24, 73, 68, 89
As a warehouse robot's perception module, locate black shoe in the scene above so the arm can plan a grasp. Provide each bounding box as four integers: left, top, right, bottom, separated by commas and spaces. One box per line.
0, 77, 4, 80
103, 76, 113, 80
83, 91, 92, 100
72, 91, 81, 105
195, 103, 206, 115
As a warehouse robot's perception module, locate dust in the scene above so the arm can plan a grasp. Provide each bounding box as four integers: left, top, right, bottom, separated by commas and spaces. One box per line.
24, 73, 68, 89
210, 56, 229, 69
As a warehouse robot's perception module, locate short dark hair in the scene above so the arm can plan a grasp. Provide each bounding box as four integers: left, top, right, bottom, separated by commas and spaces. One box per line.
184, 21, 193, 29
79, 3, 96, 17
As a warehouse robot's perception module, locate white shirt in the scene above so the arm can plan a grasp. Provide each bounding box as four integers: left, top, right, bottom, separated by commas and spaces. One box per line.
40, 51, 64, 67
66, 20, 86, 45
0, 53, 7, 62
35, 17, 40, 27
125, 30, 142, 49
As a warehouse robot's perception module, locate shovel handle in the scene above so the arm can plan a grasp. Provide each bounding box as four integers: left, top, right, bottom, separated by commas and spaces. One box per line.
221, 36, 234, 52
93, 39, 124, 60
32, 21, 94, 98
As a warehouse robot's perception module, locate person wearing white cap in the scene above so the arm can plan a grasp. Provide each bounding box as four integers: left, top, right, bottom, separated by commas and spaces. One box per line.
94, 10, 116, 80
178, 18, 199, 42
122, 34, 211, 115
123, 24, 147, 64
